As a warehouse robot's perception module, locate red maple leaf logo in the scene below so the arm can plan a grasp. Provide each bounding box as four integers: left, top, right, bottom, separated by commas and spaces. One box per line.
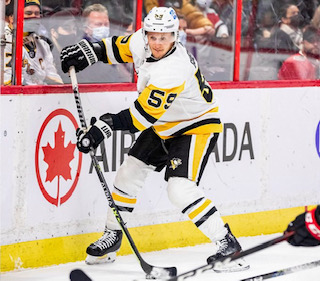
42, 122, 76, 203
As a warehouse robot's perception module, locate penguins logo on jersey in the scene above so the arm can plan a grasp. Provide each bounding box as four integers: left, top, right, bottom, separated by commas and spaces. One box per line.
170, 158, 182, 170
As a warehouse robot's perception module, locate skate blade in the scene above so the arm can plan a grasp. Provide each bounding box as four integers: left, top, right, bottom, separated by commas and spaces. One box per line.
213, 258, 250, 273
85, 252, 117, 265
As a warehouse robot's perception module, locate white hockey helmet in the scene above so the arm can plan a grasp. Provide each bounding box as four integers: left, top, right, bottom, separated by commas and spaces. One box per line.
143, 7, 179, 41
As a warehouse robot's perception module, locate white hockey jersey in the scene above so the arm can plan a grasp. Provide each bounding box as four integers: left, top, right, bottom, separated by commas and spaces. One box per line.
22, 33, 62, 85
3, 27, 62, 85
102, 29, 222, 139
3, 23, 13, 85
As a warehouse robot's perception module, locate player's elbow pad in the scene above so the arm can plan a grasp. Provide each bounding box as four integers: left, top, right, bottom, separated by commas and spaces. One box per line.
92, 41, 108, 63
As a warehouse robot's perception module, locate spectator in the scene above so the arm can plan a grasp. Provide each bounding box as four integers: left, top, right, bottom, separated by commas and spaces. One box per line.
83, 0, 133, 32
3, 0, 14, 85
3, 0, 62, 85
23, 0, 63, 84
271, 4, 304, 53
272, 0, 317, 27
24, 0, 50, 38
311, 5, 320, 29
82, 4, 110, 42
254, 10, 277, 49
178, 15, 188, 45
75, 3, 131, 83
195, 0, 228, 38
211, 0, 251, 36
49, 10, 78, 83
278, 25, 320, 80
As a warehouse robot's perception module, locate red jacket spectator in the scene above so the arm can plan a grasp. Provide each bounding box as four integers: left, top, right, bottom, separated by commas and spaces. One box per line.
278, 25, 320, 80
278, 51, 316, 80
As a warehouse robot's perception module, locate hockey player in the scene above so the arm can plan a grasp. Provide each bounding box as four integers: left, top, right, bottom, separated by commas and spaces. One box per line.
285, 205, 320, 247
61, 7, 249, 272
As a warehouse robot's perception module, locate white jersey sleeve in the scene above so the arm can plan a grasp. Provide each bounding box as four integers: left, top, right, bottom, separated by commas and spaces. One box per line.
3, 23, 13, 85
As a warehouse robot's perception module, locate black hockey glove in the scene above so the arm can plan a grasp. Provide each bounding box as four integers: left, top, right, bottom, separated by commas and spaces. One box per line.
60, 39, 98, 73
76, 116, 113, 154
285, 206, 320, 247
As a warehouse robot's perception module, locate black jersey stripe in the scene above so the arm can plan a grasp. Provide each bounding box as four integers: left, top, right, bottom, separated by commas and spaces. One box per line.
111, 36, 125, 63
172, 118, 221, 137
195, 206, 218, 227
182, 197, 205, 214
134, 100, 158, 124
197, 133, 219, 185
115, 205, 134, 213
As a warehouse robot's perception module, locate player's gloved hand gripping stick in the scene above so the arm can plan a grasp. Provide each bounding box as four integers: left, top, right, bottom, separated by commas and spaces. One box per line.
69, 66, 177, 279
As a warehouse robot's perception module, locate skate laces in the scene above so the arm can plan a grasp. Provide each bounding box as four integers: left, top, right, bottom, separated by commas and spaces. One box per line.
216, 237, 229, 254
94, 230, 118, 250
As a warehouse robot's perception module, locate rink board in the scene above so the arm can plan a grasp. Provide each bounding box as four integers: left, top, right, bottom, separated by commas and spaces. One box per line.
1, 86, 320, 271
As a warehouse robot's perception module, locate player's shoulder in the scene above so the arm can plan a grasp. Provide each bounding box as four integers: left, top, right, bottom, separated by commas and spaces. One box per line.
167, 44, 197, 74
127, 29, 145, 59
130, 29, 144, 47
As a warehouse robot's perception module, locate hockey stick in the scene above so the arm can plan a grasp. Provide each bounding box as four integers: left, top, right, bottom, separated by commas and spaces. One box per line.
69, 66, 177, 279
70, 269, 92, 281
163, 231, 294, 281
240, 259, 320, 281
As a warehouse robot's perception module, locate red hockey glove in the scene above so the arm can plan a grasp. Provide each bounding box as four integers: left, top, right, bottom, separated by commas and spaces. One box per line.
286, 206, 320, 246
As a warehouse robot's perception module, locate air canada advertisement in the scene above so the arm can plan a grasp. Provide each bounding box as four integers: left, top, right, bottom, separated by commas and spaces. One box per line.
1, 87, 320, 243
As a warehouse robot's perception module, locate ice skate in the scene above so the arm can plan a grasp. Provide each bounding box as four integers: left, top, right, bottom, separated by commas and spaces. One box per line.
207, 224, 249, 273
85, 228, 123, 265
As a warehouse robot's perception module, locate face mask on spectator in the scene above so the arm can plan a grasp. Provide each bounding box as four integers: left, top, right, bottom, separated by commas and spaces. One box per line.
92, 26, 110, 41
289, 14, 304, 28
179, 30, 187, 46
24, 18, 40, 33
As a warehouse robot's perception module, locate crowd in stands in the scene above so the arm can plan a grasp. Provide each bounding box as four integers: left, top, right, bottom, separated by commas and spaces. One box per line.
2, 0, 320, 85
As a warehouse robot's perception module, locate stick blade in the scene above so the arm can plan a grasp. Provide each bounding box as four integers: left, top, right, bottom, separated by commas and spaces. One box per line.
146, 266, 177, 279
70, 269, 92, 281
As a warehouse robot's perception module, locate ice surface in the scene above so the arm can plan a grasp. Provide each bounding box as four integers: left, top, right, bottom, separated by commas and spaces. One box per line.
1, 233, 320, 281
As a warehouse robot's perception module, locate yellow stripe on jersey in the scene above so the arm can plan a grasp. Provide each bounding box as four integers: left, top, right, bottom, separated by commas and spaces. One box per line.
114, 35, 134, 63
102, 35, 134, 64
153, 107, 220, 133
188, 199, 212, 219
184, 123, 223, 135
137, 83, 185, 120
112, 192, 137, 204
192, 134, 211, 181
